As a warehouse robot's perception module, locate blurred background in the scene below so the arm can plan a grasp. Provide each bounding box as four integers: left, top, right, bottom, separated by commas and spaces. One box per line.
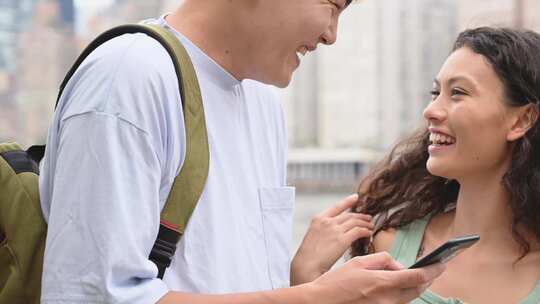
1, 0, 539, 250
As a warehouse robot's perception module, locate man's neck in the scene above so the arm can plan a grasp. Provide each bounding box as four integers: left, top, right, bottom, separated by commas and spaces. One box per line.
166, 1, 251, 81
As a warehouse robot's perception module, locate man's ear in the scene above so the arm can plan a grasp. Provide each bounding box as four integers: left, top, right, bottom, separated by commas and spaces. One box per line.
507, 103, 539, 142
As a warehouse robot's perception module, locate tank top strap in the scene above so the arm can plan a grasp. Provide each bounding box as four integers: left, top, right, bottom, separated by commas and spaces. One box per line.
389, 216, 431, 267
521, 281, 540, 304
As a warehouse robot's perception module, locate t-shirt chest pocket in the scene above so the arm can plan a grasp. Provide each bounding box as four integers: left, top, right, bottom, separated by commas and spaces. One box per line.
258, 187, 295, 289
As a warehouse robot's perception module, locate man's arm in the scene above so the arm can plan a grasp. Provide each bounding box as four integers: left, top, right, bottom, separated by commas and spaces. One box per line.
158, 253, 445, 304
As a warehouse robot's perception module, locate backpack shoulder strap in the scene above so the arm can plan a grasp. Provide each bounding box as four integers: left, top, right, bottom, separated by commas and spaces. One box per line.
0, 143, 40, 175
48, 24, 209, 279
141, 24, 210, 279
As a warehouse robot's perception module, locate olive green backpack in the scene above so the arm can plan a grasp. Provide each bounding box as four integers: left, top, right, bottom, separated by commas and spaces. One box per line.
0, 24, 209, 303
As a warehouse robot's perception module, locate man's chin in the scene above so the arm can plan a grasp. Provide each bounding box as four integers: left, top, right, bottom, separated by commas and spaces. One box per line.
246, 65, 294, 87
253, 73, 293, 88
273, 78, 292, 88
271, 69, 295, 88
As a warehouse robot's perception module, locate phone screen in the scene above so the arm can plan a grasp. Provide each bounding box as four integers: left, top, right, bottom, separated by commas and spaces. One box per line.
409, 235, 480, 269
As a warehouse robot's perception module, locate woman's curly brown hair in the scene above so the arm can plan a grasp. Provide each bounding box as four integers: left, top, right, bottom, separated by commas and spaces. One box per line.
351, 27, 540, 259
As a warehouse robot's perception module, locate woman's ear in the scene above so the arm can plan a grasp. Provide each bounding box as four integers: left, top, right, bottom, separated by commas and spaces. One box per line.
507, 103, 539, 142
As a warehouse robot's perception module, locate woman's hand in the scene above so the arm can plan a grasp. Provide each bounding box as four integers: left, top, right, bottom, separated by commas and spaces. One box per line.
291, 194, 374, 285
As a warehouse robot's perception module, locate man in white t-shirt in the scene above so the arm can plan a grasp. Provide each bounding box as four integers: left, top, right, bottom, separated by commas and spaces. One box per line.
39, 1, 445, 303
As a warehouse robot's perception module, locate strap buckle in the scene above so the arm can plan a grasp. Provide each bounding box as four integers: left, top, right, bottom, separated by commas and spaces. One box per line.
149, 222, 181, 279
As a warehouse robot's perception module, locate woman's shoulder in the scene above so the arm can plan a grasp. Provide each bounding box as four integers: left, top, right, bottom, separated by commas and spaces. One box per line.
372, 228, 398, 253
370, 212, 440, 254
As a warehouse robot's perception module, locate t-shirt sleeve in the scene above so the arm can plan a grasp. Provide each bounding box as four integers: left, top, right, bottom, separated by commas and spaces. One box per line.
40, 33, 183, 304
41, 113, 169, 304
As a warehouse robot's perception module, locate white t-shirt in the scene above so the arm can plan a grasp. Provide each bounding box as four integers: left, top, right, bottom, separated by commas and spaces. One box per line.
39, 17, 295, 304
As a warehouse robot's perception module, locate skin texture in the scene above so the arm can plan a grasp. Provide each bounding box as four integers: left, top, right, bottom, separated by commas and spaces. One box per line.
156, 1, 447, 303
372, 47, 540, 304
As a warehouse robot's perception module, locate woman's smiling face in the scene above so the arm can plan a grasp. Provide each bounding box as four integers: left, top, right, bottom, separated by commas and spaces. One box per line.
423, 47, 517, 181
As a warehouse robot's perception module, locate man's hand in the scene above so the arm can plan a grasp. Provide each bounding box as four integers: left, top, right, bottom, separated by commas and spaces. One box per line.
305, 252, 446, 304
291, 194, 373, 285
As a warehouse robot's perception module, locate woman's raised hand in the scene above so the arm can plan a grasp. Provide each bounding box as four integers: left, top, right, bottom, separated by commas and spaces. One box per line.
291, 194, 374, 285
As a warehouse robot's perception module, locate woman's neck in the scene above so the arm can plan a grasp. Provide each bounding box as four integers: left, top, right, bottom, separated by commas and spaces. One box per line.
450, 171, 519, 255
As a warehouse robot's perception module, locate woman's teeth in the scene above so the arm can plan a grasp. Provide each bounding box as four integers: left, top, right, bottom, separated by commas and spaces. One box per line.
429, 133, 456, 145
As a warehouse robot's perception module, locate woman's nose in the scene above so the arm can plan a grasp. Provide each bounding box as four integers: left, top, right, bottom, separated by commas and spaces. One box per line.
423, 98, 446, 122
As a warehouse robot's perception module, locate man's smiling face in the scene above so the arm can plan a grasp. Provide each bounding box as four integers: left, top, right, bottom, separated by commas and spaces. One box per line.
242, 0, 349, 87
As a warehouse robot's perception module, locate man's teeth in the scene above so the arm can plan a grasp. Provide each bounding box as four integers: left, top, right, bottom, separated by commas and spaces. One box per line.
429, 133, 456, 145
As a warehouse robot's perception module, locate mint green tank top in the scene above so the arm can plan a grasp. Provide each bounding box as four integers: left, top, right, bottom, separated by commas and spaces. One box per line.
389, 217, 540, 304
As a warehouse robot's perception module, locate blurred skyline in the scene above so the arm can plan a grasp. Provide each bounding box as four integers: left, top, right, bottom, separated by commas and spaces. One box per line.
1, 0, 539, 190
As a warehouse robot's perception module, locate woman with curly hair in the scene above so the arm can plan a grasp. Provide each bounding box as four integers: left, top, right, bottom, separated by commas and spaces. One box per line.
352, 27, 540, 303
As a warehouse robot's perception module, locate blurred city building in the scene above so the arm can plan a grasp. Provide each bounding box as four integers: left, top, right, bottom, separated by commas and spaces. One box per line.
75, 0, 163, 41
0, 0, 37, 142
285, 0, 457, 191
284, 0, 540, 191
15, 0, 77, 145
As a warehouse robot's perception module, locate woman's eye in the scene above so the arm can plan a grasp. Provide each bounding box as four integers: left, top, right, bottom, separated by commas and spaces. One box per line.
430, 90, 440, 100
451, 88, 466, 97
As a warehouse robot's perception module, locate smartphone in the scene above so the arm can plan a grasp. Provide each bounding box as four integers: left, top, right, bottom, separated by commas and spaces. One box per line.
409, 235, 480, 269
